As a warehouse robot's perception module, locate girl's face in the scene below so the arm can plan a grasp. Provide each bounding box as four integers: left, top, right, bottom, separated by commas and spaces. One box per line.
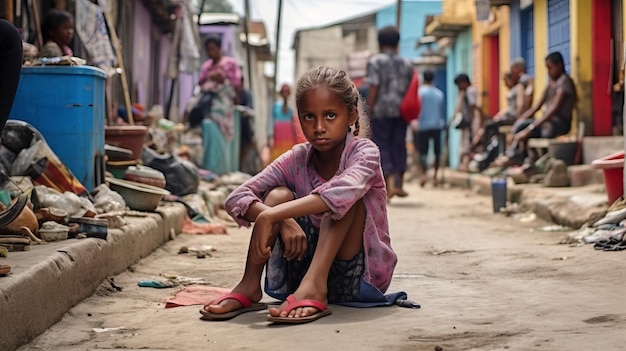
546, 60, 563, 81
297, 85, 357, 154
51, 19, 74, 46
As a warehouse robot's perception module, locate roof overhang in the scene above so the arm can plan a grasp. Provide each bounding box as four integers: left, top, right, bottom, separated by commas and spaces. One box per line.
198, 12, 240, 26
490, 0, 511, 6
425, 14, 472, 39
239, 33, 272, 61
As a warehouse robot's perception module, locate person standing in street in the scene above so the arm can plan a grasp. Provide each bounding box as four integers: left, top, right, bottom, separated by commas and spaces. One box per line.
453, 73, 483, 172
268, 84, 300, 162
366, 26, 414, 201
411, 70, 445, 187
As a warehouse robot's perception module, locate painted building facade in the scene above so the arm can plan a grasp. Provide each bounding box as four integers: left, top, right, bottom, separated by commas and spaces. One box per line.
425, 0, 626, 168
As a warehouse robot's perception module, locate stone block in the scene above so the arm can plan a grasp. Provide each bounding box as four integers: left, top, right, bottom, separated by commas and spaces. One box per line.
582, 136, 623, 164
567, 164, 605, 187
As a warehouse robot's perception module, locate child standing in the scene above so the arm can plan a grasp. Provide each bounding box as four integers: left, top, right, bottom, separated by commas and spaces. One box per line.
41, 9, 74, 57
201, 66, 397, 324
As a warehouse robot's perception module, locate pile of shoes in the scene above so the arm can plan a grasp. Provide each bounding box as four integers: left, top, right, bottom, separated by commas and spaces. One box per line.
568, 203, 626, 251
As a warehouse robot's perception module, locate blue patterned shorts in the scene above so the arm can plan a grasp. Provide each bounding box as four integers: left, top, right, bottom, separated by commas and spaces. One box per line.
264, 215, 365, 303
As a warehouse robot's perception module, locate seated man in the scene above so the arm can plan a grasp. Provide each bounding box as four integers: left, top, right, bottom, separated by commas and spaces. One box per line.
468, 72, 524, 172
498, 52, 576, 167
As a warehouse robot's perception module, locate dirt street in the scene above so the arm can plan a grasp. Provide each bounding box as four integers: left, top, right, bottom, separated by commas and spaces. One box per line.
18, 183, 626, 351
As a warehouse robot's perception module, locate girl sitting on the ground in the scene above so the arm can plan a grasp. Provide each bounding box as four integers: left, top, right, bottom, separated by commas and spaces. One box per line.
200, 66, 397, 324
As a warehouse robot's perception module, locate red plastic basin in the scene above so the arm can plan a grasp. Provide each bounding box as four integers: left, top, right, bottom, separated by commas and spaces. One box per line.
592, 151, 625, 205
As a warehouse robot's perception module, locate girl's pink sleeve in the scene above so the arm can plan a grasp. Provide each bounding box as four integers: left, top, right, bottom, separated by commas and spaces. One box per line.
311, 140, 380, 220
224, 149, 297, 227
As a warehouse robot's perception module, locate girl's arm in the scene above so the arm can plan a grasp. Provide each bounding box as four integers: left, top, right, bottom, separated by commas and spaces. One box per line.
311, 140, 380, 220
255, 194, 329, 224
225, 148, 301, 226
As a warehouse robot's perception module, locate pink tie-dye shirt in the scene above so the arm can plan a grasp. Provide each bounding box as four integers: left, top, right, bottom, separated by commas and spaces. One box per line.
225, 133, 397, 294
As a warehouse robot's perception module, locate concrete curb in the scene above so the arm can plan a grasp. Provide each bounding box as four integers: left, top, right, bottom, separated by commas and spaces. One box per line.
442, 169, 609, 228
0, 204, 186, 351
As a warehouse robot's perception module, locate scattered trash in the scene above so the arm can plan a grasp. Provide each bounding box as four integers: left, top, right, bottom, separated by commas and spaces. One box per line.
137, 273, 212, 287
93, 326, 126, 333
429, 249, 474, 256
538, 225, 570, 232
518, 213, 537, 223
138, 279, 177, 288
178, 245, 216, 258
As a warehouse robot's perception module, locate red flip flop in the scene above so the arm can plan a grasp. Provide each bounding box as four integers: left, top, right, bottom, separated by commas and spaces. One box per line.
266, 294, 332, 324
0, 265, 11, 276
199, 292, 267, 321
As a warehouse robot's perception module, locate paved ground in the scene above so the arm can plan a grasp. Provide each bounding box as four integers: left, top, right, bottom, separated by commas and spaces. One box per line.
18, 183, 626, 351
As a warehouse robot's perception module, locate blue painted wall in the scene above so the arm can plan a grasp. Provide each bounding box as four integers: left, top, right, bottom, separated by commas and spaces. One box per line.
509, 0, 522, 58
376, 0, 443, 59
445, 29, 473, 169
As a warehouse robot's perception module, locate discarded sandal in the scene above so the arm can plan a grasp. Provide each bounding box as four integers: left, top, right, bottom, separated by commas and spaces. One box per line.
266, 294, 332, 324
199, 292, 267, 321
603, 240, 626, 252
0, 264, 11, 275
0, 194, 28, 228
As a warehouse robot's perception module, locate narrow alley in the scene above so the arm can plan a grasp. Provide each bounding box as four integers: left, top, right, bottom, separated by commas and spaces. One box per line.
18, 183, 626, 351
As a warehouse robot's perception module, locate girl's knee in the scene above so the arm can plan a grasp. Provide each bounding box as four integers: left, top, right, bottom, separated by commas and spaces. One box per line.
263, 186, 294, 206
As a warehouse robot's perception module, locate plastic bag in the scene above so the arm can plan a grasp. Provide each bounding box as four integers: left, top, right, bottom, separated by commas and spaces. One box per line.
142, 147, 199, 196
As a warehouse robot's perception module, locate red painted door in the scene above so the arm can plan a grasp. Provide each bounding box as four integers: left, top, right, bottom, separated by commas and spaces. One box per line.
592, 0, 612, 136
487, 35, 500, 117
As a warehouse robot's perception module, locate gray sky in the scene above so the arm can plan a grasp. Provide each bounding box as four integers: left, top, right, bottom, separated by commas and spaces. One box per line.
227, 0, 395, 85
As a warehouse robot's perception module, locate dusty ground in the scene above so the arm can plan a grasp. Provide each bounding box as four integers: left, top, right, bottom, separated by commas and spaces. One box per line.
18, 183, 626, 351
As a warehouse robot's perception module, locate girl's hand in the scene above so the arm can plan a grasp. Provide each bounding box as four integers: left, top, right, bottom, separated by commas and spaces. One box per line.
279, 219, 308, 261
250, 213, 274, 264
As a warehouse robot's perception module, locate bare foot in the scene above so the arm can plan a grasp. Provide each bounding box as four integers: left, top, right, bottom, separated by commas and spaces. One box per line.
268, 282, 327, 319
203, 282, 262, 315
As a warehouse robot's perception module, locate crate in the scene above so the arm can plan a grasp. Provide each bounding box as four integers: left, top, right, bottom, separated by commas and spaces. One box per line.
8, 66, 106, 190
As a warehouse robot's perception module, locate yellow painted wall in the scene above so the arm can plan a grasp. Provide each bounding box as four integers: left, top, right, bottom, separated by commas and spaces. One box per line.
471, 5, 511, 114
570, 0, 593, 135
533, 0, 548, 102
497, 6, 511, 110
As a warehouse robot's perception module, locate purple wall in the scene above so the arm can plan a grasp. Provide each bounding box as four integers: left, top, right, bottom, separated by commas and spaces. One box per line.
132, 1, 152, 105
158, 35, 171, 106
131, 1, 175, 110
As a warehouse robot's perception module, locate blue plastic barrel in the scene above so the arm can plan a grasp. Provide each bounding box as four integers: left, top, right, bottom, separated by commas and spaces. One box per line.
7, 66, 106, 190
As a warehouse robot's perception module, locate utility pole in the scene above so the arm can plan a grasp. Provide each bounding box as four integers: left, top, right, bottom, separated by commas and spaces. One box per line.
273, 0, 284, 97
396, 0, 402, 29
243, 0, 253, 90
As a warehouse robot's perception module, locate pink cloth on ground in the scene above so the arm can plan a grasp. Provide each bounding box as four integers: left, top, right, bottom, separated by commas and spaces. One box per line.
163, 285, 231, 308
